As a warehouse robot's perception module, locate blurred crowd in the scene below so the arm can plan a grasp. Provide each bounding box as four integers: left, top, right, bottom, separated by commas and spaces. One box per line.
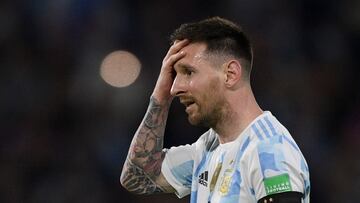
1, 0, 359, 202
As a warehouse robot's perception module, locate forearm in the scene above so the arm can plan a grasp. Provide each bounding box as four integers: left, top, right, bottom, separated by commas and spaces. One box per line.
120, 96, 171, 194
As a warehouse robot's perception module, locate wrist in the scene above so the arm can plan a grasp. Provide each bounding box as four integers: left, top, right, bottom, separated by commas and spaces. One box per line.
151, 91, 173, 106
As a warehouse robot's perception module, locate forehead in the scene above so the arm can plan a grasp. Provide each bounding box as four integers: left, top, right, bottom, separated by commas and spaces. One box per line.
181, 42, 207, 57
174, 42, 209, 69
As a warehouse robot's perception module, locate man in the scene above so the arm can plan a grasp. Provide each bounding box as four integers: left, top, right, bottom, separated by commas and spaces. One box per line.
120, 17, 310, 203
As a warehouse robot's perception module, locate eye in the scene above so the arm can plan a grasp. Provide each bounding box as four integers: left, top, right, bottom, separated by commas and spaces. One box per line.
185, 69, 195, 76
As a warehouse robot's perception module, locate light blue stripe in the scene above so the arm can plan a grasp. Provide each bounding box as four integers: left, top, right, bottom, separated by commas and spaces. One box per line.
235, 136, 251, 164
258, 119, 271, 138
192, 153, 208, 203
194, 153, 207, 178
217, 138, 249, 203
170, 160, 194, 187
251, 124, 263, 140
240, 136, 251, 152
264, 116, 277, 136
190, 190, 197, 203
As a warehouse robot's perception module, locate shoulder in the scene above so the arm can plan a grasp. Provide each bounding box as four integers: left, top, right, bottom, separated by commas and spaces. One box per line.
249, 111, 290, 140
245, 111, 303, 155
239, 111, 307, 178
243, 111, 304, 167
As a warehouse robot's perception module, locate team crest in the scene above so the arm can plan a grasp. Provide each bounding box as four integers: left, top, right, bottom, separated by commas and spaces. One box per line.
219, 168, 233, 195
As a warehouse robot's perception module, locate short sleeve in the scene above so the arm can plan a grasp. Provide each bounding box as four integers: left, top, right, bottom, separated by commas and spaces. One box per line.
246, 134, 307, 201
161, 143, 196, 198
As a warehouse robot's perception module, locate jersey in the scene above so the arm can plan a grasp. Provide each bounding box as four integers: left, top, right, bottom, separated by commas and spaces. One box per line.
161, 111, 310, 203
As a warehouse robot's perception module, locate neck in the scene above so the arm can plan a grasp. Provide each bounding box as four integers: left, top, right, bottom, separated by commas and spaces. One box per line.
213, 84, 263, 144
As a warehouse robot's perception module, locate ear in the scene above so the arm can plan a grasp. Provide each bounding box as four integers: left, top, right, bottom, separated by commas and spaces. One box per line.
224, 60, 242, 88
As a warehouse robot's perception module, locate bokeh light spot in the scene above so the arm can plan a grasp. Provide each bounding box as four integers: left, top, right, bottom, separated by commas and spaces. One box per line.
100, 50, 141, 87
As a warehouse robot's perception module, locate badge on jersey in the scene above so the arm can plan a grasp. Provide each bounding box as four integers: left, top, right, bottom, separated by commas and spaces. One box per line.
264, 173, 292, 195
219, 168, 234, 195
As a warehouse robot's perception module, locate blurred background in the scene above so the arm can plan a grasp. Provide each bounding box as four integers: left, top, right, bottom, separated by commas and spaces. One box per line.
1, 0, 359, 202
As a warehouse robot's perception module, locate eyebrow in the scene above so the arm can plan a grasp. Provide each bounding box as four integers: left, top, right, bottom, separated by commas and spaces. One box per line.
174, 62, 196, 73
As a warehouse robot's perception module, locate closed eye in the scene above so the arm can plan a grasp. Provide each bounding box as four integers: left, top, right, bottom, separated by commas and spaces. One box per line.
174, 63, 197, 76
184, 68, 195, 76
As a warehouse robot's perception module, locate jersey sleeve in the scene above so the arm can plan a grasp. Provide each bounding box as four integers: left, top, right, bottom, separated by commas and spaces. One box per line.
246, 134, 309, 201
161, 143, 196, 198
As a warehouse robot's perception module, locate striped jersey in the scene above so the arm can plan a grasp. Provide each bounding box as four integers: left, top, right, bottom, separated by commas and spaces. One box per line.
161, 111, 310, 203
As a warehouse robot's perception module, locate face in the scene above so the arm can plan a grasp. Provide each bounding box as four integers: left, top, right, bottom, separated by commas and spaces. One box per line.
171, 42, 228, 127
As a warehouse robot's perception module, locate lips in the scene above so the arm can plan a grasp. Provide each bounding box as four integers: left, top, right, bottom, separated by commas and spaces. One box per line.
181, 100, 195, 107
179, 98, 196, 112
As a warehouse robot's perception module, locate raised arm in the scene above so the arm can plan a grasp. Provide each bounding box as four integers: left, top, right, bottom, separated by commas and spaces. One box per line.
120, 96, 172, 194
120, 40, 189, 194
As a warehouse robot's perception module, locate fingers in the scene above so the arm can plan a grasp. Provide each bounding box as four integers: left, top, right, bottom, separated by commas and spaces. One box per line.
152, 39, 189, 103
164, 39, 189, 61
166, 50, 186, 67
162, 39, 188, 69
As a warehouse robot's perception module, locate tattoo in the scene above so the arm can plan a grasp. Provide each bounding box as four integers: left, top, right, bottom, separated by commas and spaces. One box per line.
121, 97, 170, 194
121, 158, 164, 194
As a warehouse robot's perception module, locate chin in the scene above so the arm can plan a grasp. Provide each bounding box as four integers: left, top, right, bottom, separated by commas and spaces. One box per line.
188, 115, 211, 128
187, 114, 201, 126
188, 116, 199, 126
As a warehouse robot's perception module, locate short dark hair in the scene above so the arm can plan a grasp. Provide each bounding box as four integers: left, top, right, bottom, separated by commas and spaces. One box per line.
170, 17, 253, 79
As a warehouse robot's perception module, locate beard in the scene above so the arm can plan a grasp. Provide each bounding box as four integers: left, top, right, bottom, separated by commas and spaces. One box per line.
183, 76, 231, 128
189, 104, 223, 128
187, 92, 230, 129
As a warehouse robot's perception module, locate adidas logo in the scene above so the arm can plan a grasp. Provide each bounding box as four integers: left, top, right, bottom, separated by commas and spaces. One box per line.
199, 171, 208, 187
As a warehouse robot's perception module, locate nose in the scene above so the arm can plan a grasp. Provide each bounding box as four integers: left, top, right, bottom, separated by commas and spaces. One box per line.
170, 75, 186, 97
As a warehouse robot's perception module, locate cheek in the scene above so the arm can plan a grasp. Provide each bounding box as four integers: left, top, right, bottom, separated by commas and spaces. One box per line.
189, 75, 210, 90
189, 79, 196, 88
199, 85, 219, 107
188, 80, 199, 97
189, 76, 222, 105
204, 79, 223, 105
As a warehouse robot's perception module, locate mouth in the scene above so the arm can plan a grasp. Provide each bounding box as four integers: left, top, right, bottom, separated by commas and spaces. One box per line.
180, 98, 196, 111
182, 101, 195, 107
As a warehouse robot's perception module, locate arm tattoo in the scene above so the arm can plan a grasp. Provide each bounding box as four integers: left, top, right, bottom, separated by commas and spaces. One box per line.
121, 158, 164, 194
121, 97, 170, 194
